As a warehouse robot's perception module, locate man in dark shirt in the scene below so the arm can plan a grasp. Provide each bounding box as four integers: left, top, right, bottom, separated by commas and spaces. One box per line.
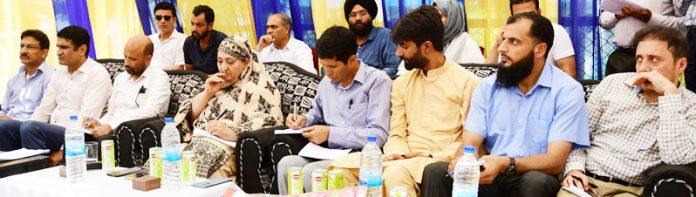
183, 5, 226, 74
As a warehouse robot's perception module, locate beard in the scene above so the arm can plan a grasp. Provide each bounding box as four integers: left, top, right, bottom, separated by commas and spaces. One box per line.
403, 50, 429, 71
192, 28, 209, 39
349, 20, 373, 37
495, 51, 535, 88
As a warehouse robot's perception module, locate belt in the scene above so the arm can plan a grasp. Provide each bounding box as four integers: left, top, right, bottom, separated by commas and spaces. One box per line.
586, 172, 642, 187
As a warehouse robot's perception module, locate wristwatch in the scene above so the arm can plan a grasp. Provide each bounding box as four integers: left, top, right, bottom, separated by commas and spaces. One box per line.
503, 157, 516, 177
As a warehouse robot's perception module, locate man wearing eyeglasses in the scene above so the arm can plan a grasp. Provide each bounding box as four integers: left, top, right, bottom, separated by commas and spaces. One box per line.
148, 2, 186, 71
0, 29, 54, 148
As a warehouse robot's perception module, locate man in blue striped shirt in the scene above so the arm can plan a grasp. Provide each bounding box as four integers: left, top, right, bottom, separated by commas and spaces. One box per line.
276, 26, 392, 194
0, 30, 54, 143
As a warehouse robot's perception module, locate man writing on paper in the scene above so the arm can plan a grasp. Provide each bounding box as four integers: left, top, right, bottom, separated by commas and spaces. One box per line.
275, 26, 392, 195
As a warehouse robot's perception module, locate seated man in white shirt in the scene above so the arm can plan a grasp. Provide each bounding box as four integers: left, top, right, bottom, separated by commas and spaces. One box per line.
11, 26, 112, 165
148, 1, 186, 71
85, 35, 171, 167
486, 0, 578, 78
255, 13, 316, 74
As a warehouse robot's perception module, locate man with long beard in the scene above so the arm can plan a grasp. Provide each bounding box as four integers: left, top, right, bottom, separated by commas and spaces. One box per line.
343, 0, 400, 77
421, 12, 590, 197
183, 5, 227, 74
330, 6, 479, 196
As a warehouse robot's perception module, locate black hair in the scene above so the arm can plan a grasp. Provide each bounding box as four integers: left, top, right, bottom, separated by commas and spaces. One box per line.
391, 5, 444, 52
632, 25, 688, 60
192, 5, 215, 24
506, 12, 554, 58
316, 26, 358, 64
154, 1, 177, 18
509, 0, 540, 13
57, 25, 91, 57
21, 29, 50, 50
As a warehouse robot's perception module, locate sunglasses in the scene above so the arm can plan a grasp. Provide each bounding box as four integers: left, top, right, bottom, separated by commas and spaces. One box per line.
155, 15, 172, 21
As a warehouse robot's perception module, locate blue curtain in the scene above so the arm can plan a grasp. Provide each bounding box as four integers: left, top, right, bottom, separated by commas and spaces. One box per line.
382, 0, 466, 30
135, 0, 184, 36
251, 0, 317, 48
558, 0, 613, 79
52, 0, 97, 59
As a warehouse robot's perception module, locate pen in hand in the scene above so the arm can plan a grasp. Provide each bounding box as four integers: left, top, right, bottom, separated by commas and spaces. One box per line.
292, 102, 298, 128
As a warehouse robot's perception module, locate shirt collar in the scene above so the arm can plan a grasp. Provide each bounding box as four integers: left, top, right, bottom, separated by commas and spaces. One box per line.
271, 37, 295, 51
536, 63, 553, 88
20, 61, 49, 78
73, 58, 94, 74
419, 59, 452, 78
366, 27, 379, 42
332, 61, 368, 90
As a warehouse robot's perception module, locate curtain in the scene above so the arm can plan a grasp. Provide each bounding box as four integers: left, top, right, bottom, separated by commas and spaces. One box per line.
558, 0, 610, 79
86, 0, 144, 59
0, 0, 59, 104
289, 0, 317, 48
53, 0, 97, 59
177, 0, 257, 46
135, 0, 184, 36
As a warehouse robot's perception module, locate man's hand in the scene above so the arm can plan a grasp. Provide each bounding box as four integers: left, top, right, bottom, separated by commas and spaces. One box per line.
633, 71, 679, 95
0, 115, 11, 121
82, 118, 101, 129
384, 154, 407, 161
621, 6, 651, 23
204, 73, 228, 95
478, 155, 510, 184
208, 120, 238, 141
485, 31, 505, 64
90, 125, 113, 139
285, 114, 307, 129
302, 125, 330, 144
256, 35, 274, 52
562, 170, 598, 195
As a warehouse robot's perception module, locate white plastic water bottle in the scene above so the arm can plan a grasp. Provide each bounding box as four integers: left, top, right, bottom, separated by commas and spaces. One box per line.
65, 115, 86, 183
359, 135, 382, 197
161, 117, 182, 189
452, 146, 480, 197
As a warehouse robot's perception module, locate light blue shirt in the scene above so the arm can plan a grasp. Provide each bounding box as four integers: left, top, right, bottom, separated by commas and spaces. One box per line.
1, 62, 54, 120
304, 62, 392, 149
357, 27, 400, 77
465, 63, 590, 158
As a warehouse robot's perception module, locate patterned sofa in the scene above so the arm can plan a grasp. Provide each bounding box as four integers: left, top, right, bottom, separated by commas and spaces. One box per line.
235, 61, 321, 193
461, 63, 499, 78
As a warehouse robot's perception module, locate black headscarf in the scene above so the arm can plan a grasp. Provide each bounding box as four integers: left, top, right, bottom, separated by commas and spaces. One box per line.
344, 0, 378, 22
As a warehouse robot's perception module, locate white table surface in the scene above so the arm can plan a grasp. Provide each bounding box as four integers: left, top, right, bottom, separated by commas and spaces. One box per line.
0, 166, 234, 197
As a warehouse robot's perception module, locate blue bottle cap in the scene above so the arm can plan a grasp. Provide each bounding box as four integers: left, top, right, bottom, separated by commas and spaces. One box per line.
70, 115, 78, 121
164, 117, 173, 124
464, 146, 475, 153
367, 135, 377, 142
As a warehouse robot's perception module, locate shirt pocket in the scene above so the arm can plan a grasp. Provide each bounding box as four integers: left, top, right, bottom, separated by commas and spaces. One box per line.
527, 118, 551, 153
348, 102, 368, 126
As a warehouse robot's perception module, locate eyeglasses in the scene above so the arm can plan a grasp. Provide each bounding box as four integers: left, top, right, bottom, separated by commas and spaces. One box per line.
155, 15, 172, 21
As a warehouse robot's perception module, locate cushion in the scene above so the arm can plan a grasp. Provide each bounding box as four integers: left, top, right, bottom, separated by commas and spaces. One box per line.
165, 70, 208, 117
461, 63, 499, 78
262, 61, 321, 118
96, 59, 126, 82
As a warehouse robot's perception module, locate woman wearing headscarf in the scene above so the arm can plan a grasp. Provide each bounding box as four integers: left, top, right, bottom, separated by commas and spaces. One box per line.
396, 0, 485, 74
171, 36, 284, 178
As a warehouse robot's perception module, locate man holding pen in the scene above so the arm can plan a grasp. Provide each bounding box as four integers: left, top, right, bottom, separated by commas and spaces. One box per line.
275, 26, 392, 194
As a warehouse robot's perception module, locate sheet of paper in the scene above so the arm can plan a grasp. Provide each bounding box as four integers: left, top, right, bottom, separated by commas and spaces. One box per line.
600, 0, 643, 14
193, 128, 236, 148
562, 186, 593, 197
0, 148, 49, 161
298, 143, 351, 160
274, 128, 304, 135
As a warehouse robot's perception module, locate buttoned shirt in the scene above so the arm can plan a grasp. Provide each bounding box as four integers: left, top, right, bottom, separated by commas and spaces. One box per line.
356, 27, 400, 77
1, 62, 54, 120
466, 63, 590, 158
304, 62, 391, 149
148, 31, 186, 70
30, 58, 112, 127
565, 73, 696, 185
99, 65, 171, 129
258, 37, 316, 74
